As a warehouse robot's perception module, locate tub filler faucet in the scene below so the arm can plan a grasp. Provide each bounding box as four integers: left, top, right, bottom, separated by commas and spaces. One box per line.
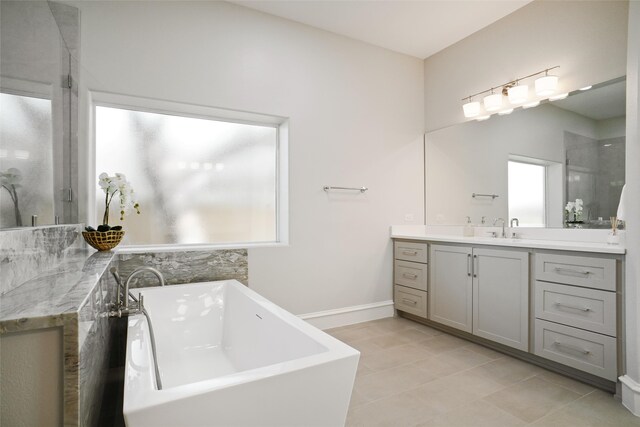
110, 266, 166, 316
109, 266, 165, 390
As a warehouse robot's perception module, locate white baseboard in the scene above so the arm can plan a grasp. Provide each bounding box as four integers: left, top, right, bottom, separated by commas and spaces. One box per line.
620, 375, 640, 417
299, 300, 394, 330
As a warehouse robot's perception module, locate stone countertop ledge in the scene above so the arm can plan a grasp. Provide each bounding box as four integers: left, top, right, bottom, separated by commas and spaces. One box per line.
0, 249, 115, 325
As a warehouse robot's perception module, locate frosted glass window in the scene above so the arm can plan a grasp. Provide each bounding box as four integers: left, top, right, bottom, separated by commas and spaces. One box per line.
95, 105, 278, 245
0, 92, 53, 228
508, 161, 546, 227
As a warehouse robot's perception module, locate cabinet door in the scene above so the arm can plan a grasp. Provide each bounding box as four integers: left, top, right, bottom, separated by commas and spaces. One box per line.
429, 244, 473, 332
473, 248, 529, 351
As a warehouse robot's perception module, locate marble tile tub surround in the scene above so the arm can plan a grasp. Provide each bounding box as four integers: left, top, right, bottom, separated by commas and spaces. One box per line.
117, 249, 248, 288
0, 224, 87, 296
391, 225, 626, 254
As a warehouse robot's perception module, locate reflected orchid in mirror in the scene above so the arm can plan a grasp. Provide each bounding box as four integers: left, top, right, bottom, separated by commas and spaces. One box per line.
98, 172, 140, 226
1, 168, 23, 226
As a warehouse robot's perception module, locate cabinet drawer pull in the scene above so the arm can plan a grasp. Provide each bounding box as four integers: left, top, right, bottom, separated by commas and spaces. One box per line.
553, 340, 591, 355
402, 298, 418, 306
554, 302, 591, 312
473, 254, 478, 278
402, 250, 418, 256
554, 267, 591, 276
402, 273, 418, 280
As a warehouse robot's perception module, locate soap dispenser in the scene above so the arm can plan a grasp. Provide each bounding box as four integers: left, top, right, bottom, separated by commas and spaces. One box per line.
463, 216, 475, 237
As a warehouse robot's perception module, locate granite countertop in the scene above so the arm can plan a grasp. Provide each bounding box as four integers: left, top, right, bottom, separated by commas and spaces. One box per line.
391, 232, 626, 255
0, 249, 115, 323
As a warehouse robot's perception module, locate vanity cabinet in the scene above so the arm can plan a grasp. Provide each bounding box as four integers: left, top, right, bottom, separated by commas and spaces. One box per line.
393, 241, 428, 318
429, 244, 529, 350
428, 245, 472, 332
533, 252, 618, 381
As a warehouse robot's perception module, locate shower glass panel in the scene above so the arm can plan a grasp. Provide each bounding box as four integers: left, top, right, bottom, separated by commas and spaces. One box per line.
95, 105, 278, 245
565, 131, 625, 225
0, 93, 54, 228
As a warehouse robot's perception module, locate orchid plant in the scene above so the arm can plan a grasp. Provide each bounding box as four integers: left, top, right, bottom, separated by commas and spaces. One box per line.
564, 198, 584, 222
98, 172, 140, 227
1, 168, 23, 226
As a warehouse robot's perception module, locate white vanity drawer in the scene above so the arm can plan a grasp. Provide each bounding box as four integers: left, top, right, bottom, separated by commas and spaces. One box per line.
535, 281, 616, 337
394, 241, 428, 264
394, 285, 427, 318
535, 253, 616, 291
394, 260, 428, 291
534, 319, 617, 381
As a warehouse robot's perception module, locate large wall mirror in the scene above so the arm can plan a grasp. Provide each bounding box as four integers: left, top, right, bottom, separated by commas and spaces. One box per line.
0, 1, 79, 228
425, 76, 625, 229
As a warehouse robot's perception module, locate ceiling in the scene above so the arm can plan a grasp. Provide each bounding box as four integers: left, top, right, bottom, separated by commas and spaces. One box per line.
228, 0, 533, 59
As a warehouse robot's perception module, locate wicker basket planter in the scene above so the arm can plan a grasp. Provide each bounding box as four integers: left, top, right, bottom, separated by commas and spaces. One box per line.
82, 230, 125, 251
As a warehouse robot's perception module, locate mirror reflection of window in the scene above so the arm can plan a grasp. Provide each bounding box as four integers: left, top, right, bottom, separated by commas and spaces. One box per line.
0, 92, 53, 228
508, 160, 547, 227
95, 105, 279, 246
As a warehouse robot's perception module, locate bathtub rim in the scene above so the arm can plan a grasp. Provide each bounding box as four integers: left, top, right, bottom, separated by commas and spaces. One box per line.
123, 279, 360, 414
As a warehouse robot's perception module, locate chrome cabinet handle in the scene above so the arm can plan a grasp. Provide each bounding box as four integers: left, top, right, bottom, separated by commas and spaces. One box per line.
402, 250, 418, 256
473, 255, 478, 278
554, 302, 592, 312
467, 254, 471, 277
402, 273, 418, 280
402, 298, 417, 306
554, 267, 591, 276
553, 341, 591, 355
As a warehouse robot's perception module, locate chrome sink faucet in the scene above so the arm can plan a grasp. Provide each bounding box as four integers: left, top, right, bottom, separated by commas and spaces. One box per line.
493, 218, 506, 238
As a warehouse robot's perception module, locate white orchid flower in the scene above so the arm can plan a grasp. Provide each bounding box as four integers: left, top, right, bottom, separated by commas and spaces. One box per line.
97, 172, 141, 225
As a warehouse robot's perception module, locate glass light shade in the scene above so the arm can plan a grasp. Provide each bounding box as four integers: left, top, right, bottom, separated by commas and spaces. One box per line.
462, 101, 481, 118
476, 115, 491, 121
498, 108, 514, 116
507, 84, 529, 105
580, 86, 592, 91
522, 100, 540, 109
535, 75, 558, 96
549, 93, 569, 101
483, 93, 502, 112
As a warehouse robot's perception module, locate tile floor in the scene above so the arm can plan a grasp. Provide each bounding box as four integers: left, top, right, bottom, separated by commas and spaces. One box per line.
326, 316, 640, 427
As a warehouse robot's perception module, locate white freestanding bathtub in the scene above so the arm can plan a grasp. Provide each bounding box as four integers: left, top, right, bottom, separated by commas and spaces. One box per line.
123, 280, 360, 427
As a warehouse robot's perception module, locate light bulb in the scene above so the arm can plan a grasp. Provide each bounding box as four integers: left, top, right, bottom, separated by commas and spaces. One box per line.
462, 101, 481, 118
483, 93, 502, 112
535, 75, 558, 96
508, 84, 529, 105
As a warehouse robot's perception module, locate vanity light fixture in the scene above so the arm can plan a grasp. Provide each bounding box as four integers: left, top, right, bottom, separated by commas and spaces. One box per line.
462, 97, 481, 118
461, 66, 560, 119
498, 108, 514, 115
507, 81, 528, 104
534, 70, 558, 96
476, 115, 491, 121
483, 90, 503, 112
